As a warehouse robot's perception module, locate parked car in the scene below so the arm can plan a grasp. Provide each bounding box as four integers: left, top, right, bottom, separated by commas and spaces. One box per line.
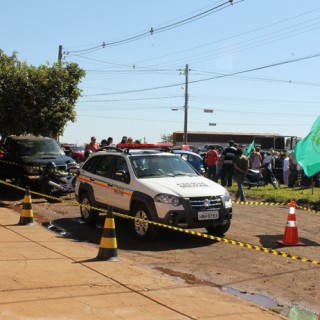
0, 136, 77, 186
171, 145, 198, 153
75, 145, 232, 241
61, 144, 85, 163
172, 150, 205, 175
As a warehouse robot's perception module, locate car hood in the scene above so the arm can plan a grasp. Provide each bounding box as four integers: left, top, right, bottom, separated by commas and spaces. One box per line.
20, 154, 75, 166
139, 175, 226, 197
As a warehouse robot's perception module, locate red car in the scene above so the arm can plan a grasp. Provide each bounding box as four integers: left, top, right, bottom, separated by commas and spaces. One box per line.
61, 144, 85, 163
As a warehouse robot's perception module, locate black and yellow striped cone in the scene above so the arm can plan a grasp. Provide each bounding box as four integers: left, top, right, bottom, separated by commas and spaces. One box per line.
19, 187, 34, 225
96, 207, 119, 261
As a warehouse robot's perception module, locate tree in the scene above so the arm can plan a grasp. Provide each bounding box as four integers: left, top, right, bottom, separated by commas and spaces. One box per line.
0, 50, 85, 139
160, 134, 173, 143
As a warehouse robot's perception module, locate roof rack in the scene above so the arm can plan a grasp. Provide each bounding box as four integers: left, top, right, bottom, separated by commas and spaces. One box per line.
116, 143, 172, 150
96, 146, 124, 153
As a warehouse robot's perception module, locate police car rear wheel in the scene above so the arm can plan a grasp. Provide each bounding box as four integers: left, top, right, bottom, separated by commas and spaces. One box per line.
80, 193, 99, 225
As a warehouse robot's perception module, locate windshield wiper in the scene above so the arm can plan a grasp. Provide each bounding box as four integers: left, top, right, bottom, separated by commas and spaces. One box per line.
173, 173, 197, 177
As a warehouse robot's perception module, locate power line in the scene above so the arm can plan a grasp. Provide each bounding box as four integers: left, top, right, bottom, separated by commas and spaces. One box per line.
78, 95, 182, 103
64, 0, 239, 56
82, 52, 320, 97
75, 114, 315, 127
131, 7, 320, 66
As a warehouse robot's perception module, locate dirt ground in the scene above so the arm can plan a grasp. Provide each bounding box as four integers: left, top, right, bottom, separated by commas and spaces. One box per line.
1, 184, 320, 316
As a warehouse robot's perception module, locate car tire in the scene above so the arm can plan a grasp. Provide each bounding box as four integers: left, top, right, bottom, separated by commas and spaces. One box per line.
14, 174, 27, 188
40, 183, 61, 203
205, 221, 231, 237
132, 204, 159, 241
80, 192, 99, 225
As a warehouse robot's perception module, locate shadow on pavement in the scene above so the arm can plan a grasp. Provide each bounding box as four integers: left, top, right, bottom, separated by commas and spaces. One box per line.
45, 215, 217, 252
257, 234, 320, 248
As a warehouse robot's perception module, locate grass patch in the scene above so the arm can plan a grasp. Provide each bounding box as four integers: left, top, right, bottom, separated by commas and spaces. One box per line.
229, 183, 320, 209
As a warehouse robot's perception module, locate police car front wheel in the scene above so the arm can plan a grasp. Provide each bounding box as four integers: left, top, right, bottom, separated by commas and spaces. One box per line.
132, 204, 159, 241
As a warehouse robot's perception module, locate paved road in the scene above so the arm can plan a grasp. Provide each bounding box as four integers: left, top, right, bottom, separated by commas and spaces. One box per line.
0, 206, 287, 320
1, 181, 320, 317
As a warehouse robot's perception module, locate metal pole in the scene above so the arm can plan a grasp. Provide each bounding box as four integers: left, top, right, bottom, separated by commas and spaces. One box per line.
184, 64, 189, 145
58, 45, 63, 64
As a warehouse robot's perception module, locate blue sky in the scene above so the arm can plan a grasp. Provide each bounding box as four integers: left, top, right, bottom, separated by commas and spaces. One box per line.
2, 0, 320, 145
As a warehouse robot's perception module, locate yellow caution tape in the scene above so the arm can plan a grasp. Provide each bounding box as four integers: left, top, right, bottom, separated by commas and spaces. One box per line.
233, 200, 320, 215
0, 179, 319, 266
0, 159, 78, 176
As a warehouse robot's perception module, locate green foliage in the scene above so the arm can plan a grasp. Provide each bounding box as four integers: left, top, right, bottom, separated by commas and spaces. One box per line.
160, 133, 173, 143
229, 183, 320, 207
0, 50, 85, 138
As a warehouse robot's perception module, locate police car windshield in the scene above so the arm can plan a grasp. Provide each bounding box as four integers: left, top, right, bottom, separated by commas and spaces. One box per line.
130, 155, 198, 178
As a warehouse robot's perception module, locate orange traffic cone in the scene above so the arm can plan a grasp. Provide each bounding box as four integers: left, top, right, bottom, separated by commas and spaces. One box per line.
96, 206, 119, 261
19, 187, 34, 225
277, 200, 305, 246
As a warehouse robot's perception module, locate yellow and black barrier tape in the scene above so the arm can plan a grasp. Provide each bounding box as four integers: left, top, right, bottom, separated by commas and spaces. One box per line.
0, 179, 319, 266
233, 200, 320, 215
0, 158, 79, 177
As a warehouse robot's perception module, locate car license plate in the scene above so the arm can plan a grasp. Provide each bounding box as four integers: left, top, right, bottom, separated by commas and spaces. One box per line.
198, 211, 219, 220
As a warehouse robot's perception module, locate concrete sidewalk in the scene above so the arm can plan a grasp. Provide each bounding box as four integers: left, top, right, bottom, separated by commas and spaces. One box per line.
0, 207, 286, 320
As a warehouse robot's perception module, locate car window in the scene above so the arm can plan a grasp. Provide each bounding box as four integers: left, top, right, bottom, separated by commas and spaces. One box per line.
191, 155, 200, 162
112, 156, 130, 183
131, 155, 198, 178
4, 139, 18, 155
82, 156, 103, 173
71, 146, 84, 152
93, 155, 113, 177
181, 154, 188, 161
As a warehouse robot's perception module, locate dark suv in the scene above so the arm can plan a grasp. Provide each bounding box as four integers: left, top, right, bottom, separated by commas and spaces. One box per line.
0, 135, 77, 186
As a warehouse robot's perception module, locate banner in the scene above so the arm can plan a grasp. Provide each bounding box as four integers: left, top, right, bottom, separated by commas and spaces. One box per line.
244, 140, 255, 156
292, 115, 320, 177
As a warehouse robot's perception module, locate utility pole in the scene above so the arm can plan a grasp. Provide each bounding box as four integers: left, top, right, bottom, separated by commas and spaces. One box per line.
58, 45, 63, 64
183, 64, 189, 145
56, 44, 63, 142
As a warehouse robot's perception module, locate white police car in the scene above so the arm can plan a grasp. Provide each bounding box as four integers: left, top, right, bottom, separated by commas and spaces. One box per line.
75, 145, 232, 241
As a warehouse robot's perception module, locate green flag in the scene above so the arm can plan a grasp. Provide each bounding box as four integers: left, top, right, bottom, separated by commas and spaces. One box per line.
244, 140, 255, 156
292, 115, 320, 177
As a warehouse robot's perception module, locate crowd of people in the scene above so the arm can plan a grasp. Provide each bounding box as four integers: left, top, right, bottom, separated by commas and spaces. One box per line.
84, 135, 140, 159
83, 136, 319, 201
202, 140, 249, 201
202, 140, 319, 201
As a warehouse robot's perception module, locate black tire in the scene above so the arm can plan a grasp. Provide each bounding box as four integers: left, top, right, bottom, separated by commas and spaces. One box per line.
205, 221, 231, 237
80, 192, 99, 225
40, 183, 61, 203
131, 204, 159, 241
271, 177, 280, 189
14, 174, 27, 188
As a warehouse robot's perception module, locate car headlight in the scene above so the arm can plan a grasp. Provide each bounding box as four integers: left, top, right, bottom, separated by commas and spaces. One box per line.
224, 190, 232, 208
24, 165, 41, 174
154, 194, 181, 206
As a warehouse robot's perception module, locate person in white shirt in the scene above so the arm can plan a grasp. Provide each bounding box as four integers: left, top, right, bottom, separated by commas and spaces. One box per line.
282, 154, 290, 186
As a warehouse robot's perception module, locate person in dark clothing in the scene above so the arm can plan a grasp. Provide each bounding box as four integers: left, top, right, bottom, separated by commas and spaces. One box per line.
219, 140, 237, 187
233, 148, 249, 201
